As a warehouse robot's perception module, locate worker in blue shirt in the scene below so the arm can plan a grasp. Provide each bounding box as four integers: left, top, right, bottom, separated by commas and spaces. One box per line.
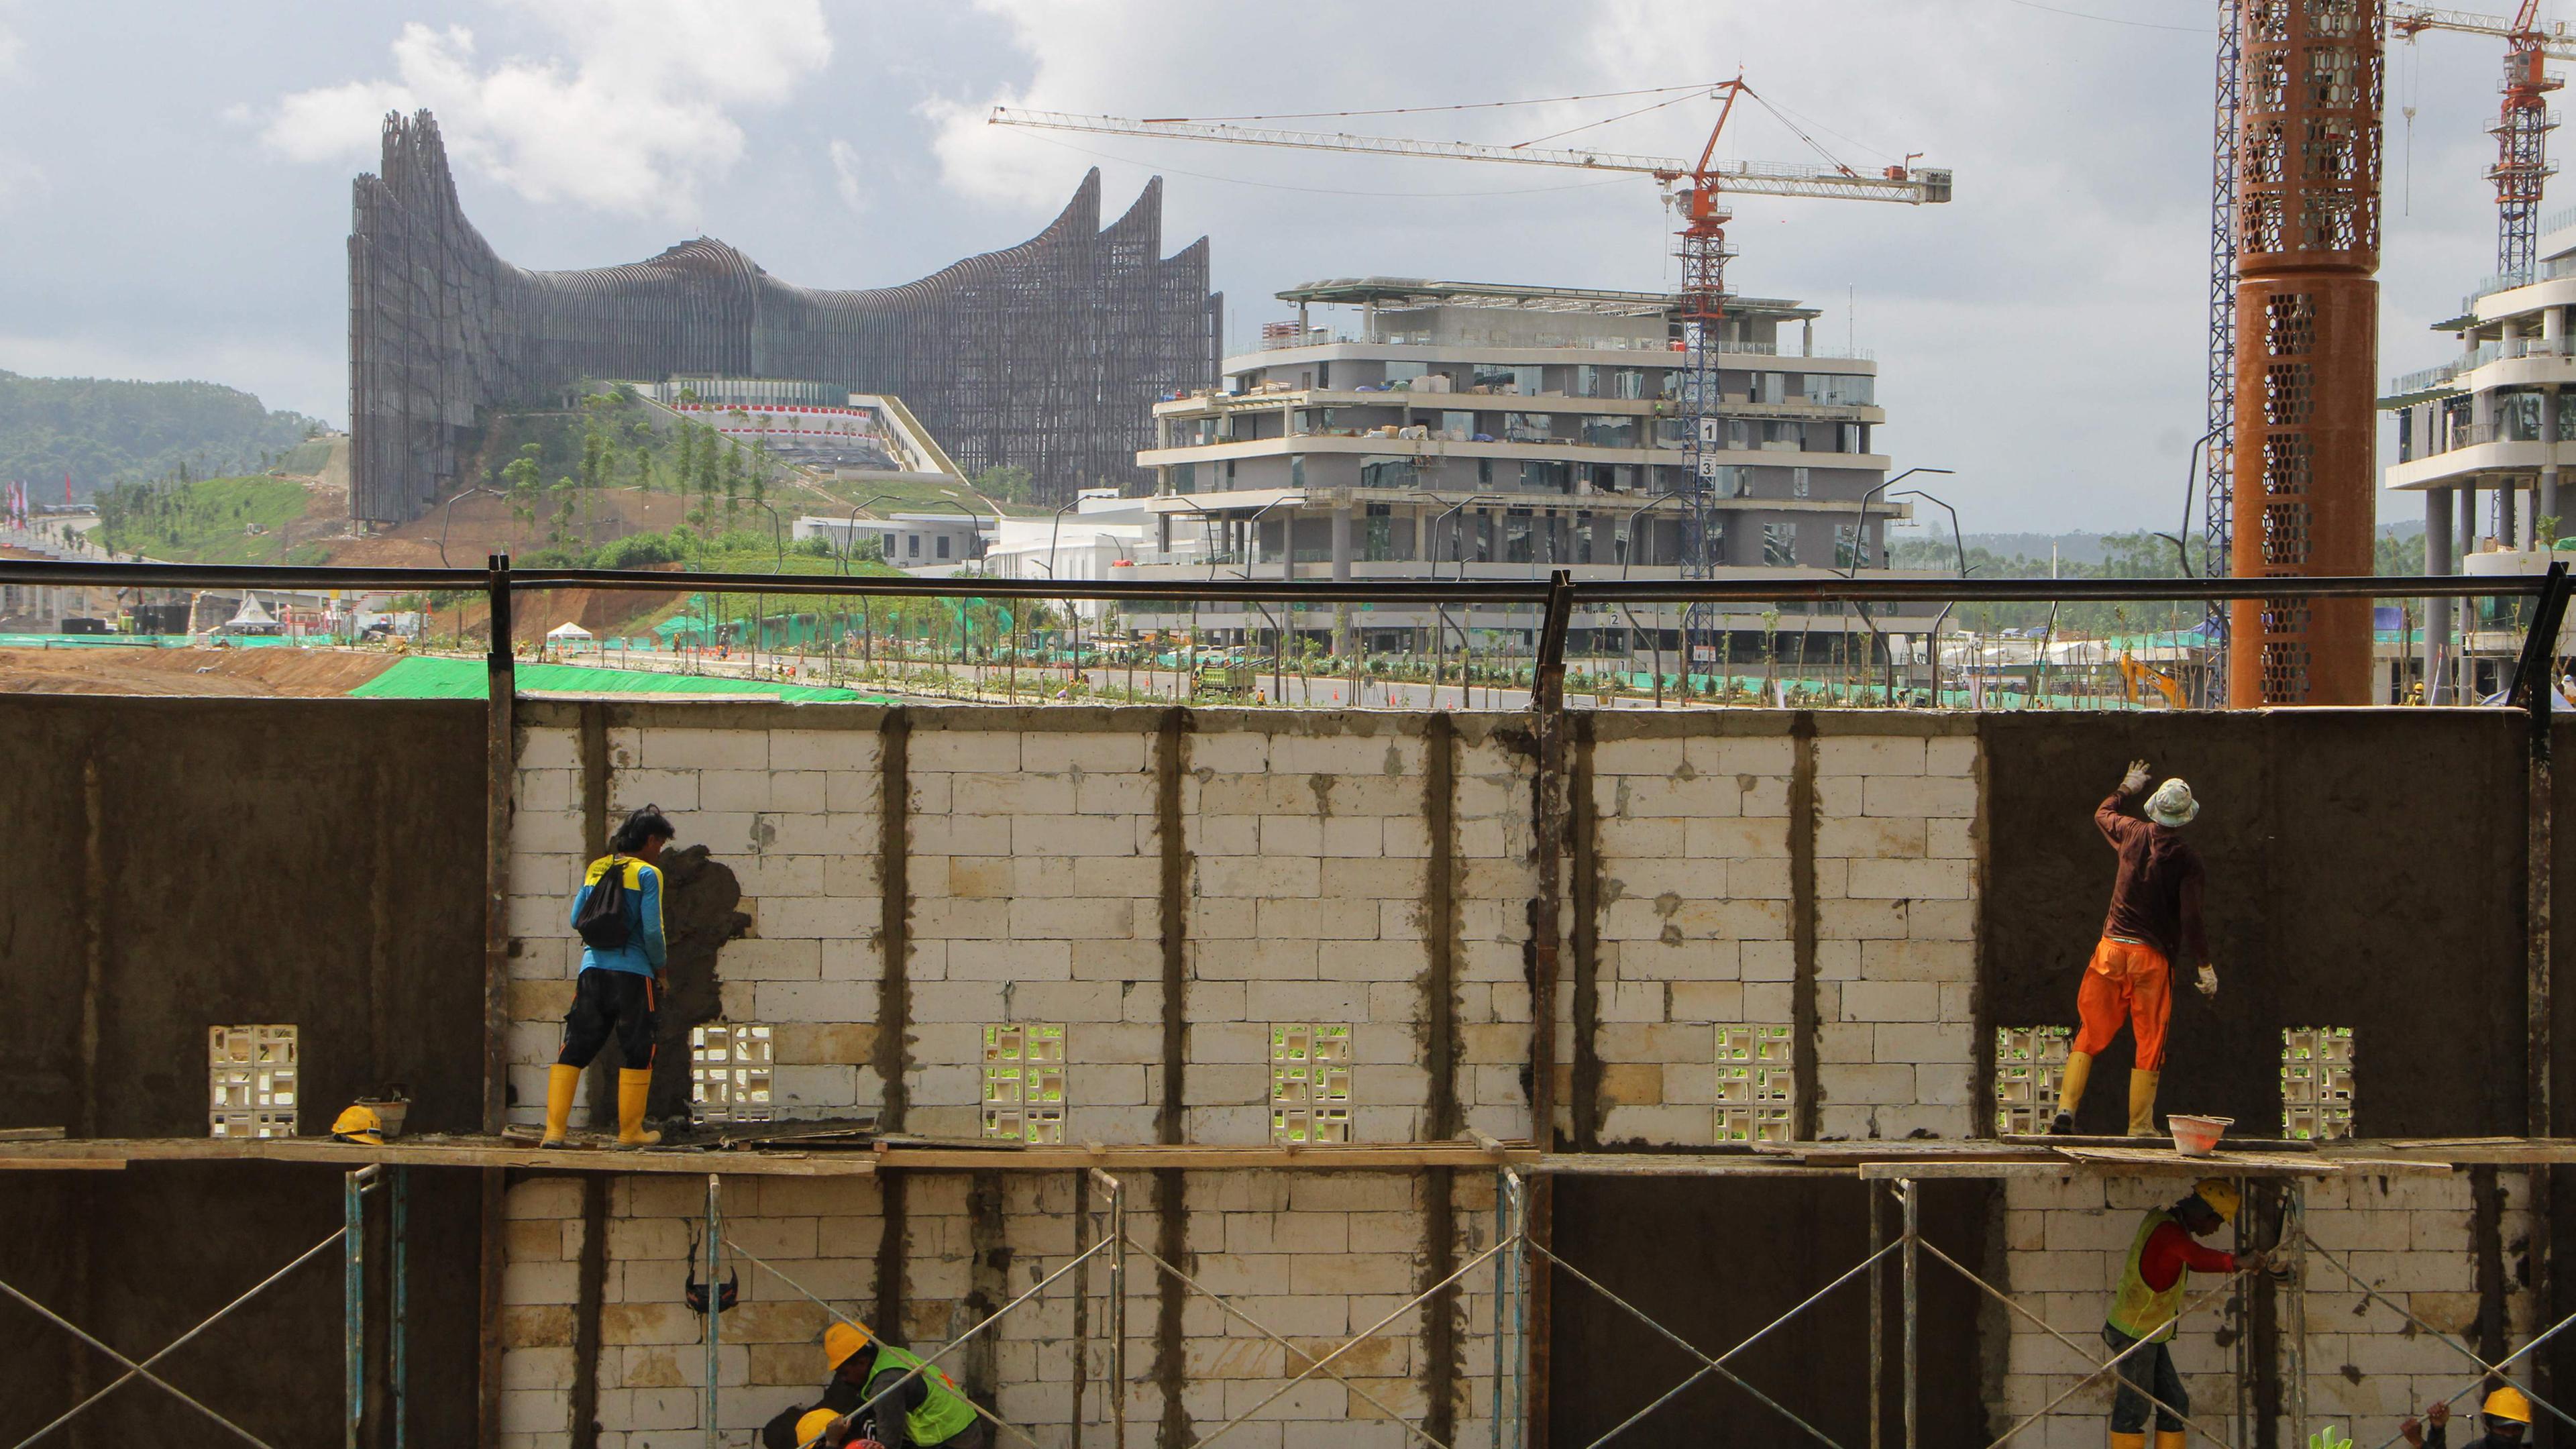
540, 804, 674, 1148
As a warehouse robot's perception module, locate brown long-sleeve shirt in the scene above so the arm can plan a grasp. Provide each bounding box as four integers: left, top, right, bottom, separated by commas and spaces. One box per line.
2096, 788, 2207, 965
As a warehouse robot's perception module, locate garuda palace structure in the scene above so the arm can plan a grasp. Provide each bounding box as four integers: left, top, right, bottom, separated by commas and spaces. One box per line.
347, 111, 1221, 524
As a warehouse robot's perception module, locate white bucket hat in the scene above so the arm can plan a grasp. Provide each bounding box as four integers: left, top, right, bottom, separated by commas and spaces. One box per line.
2147, 777, 2200, 827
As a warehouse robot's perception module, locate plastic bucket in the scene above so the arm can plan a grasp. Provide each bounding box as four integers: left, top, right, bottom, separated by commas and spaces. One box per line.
357, 1097, 410, 1139
2168, 1114, 2232, 1157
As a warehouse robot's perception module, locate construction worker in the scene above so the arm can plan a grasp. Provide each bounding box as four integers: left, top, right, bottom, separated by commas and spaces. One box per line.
2404, 1385, 2534, 1448
2051, 759, 2214, 1137
538, 804, 674, 1149
761, 1320, 984, 1449
2103, 1179, 2267, 1449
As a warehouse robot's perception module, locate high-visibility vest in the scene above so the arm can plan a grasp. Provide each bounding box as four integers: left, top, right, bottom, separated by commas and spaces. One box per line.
2106, 1210, 2188, 1343
871, 1342, 980, 1445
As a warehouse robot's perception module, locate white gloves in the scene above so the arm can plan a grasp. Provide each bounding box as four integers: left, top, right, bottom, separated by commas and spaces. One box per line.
2196, 964, 2218, 1000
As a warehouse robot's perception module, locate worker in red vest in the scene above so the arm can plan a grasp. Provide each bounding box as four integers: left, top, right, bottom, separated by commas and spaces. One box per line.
2102, 1179, 2269, 1449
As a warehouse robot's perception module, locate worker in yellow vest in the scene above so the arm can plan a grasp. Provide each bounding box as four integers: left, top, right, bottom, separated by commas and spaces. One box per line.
762, 1320, 985, 1449
2102, 1179, 2270, 1449
2404, 1387, 2534, 1448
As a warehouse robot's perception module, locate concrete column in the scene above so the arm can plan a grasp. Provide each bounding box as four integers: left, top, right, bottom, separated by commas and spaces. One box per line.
1157, 513, 1171, 555
2502, 481, 2519, 550
1330, 504, 1352, 582
2427, 486, 2453, 701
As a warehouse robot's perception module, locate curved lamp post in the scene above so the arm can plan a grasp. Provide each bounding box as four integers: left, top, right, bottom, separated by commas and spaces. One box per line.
1840, 468, 1953, 704
1892, 487, 1971, 706
1617, 493, 1693, 707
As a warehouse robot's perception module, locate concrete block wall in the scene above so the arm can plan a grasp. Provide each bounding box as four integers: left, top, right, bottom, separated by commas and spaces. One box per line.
1581, 716, 1982, 1146
495, 1165, 1508, 1449
1992, 1172, 2537, 1449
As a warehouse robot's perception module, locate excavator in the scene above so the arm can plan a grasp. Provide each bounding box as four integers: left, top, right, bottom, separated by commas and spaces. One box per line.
2118, 651, 2187, 710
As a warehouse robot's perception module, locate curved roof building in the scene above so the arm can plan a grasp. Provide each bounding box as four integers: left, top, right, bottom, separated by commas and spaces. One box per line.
348, 111, 1220, 524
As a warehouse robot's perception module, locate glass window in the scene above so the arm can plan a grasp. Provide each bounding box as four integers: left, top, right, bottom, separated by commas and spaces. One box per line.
1575, 364, 1601, 398
1171, 463, 1195, 492
1290, 455, 1305, 490
906, 533, 920, 558
936, 535, 951, 559
1582, 415, 1636, 448
2504, 392, 2546, 442
1763, 522, 1798, 566
1713, 466, 1748, 498
1615, 368, 1646, 400
1757, 372, 1787, 404
1835, 524, 1864, 568
1385, 360, 1427, 385
1803, 374, 1876, 407
1521, 460, 1570, 492
1473, 365, 1515, 392
1442, 410, 1477, 441
1360, 458, 1418, 490
1792, 468, 1811, 498
1504, 511, 1535, 562
1317, 362, 1331, 388
1505, 412, 1554, 443
1842, 423, 1865, 453
1514, 365, 1545, 396
1727, 419, 1752, 450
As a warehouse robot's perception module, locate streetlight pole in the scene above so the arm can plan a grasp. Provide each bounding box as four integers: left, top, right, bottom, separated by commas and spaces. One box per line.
1841, 468, 1953, 705
1426, 494, 1499, 706
1893, 488, 1970, 706
1618, 493, 1690, 707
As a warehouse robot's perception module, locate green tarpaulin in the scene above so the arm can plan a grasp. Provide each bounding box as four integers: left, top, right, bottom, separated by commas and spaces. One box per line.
348, 654, 888, 702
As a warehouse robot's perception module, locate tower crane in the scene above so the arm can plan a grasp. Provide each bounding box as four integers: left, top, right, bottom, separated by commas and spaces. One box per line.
990, 88, 1951, 601
2389, 1, 2576, 274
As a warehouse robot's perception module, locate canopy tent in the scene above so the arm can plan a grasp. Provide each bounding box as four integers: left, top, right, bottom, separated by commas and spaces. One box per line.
545, 621, 594, 641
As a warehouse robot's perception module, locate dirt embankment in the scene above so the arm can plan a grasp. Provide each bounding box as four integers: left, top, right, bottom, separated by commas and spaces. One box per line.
0, 646, 400, 696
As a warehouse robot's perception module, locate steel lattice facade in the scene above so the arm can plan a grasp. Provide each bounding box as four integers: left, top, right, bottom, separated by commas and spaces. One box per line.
349, 111, 1221, 525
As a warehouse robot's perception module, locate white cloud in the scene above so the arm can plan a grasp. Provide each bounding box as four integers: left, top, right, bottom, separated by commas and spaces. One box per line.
259, 2, 833, 220
828, 138, 867, 214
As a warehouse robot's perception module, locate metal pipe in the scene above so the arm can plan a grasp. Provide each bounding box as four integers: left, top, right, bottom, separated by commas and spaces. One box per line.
0, 555, 2550, 607
1492, 1168, 1510, 1449
704, 1174, 722, 1449
1092, 1169, 1124, 1449
1870, 1181, 1885, 1449
2288, 1181, 2308, 1449
1902, 1177, 1919, 1449
345, 1168, 366, 1449
392, 1166, 409, 1449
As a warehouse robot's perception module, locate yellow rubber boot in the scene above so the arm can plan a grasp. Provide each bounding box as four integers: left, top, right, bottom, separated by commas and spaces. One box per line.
2128, 1069, 2161, 1137
540, 1063, 580, 1147
616, 1067, 661, 1148
2110, 1434, 2147, 1449
2157, 1430, 2188, 1449
2050, 1051, 2094, 1135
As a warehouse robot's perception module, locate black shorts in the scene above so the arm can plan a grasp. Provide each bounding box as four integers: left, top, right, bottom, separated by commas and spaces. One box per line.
559, 969, 657, 1070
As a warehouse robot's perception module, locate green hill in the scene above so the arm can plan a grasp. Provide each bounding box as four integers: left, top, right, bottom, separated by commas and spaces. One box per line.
0, 370, 326, 501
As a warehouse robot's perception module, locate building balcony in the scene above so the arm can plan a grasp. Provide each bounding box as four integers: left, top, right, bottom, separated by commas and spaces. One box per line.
2385, 433, 2560, 490
1137, 433, 1889, 474
1152, 387, 1882, 425
2383, 337, 2576, 406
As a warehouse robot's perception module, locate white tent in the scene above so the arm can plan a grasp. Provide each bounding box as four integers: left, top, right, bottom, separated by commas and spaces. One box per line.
545, 621, 594, 641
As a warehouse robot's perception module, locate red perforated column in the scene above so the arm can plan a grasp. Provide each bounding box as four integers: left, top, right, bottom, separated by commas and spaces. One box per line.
2228, 0, 2383, 706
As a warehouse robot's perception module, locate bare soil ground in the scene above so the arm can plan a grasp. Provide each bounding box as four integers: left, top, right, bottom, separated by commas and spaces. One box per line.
0, 646, 398, 696
327, 490, 697, 568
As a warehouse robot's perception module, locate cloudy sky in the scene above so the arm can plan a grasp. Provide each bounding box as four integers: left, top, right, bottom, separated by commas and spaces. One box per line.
0, 0, 2520, 531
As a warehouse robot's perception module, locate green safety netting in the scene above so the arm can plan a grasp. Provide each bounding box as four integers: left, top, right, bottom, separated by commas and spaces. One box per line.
349, 654, 890, 702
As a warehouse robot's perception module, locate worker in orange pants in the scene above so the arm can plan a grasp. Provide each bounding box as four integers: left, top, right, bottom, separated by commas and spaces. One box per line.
2052, 759, 2215, 1136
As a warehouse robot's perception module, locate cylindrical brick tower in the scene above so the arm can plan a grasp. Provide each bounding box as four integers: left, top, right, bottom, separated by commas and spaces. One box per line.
2229, 0, 2384, 706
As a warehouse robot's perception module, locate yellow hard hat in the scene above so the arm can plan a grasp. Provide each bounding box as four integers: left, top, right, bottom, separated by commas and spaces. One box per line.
2192, 1178, 2241, 1224
2484, 1384, 2534, 1424
331, 1104, 384, 1146
824, 1320, 871, 1372
795, 1409, 839, 1446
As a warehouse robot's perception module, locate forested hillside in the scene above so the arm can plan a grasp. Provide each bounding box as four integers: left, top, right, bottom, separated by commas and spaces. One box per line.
0, 371, 325, 500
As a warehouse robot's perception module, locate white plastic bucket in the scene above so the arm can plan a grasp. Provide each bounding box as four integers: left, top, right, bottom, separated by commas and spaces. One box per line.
2169, 1114, 2232, 1157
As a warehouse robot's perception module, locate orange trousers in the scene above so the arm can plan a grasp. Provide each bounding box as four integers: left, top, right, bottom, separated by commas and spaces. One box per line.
2074, 936, 2171, 1071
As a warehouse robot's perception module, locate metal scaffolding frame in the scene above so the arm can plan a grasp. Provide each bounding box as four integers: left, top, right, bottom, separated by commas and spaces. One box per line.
0, 1164, 407, 1449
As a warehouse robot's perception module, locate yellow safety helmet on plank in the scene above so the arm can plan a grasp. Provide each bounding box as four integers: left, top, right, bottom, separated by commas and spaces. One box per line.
2191, 1178, 2241, 1224
331, 1104, 384, 1146
795, 1409, 839, 1446
2484, 1384, 2534, 1424
824, 1320, 871, 1373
